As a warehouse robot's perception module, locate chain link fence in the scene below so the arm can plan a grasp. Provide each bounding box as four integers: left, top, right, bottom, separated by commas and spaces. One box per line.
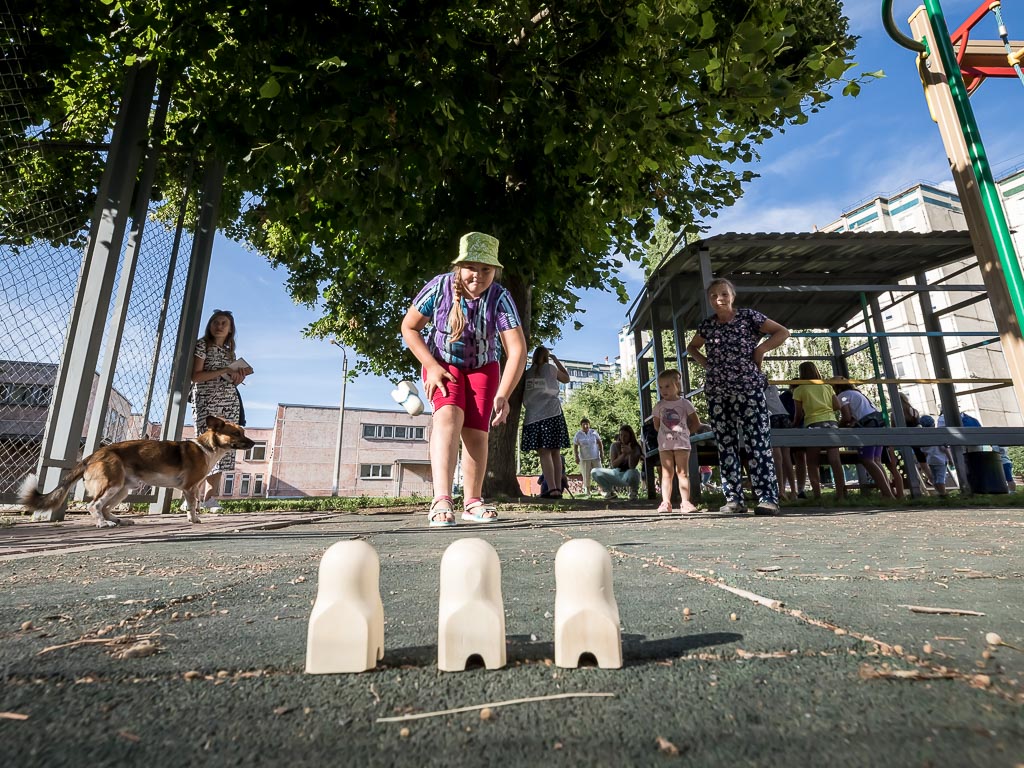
0, 4, 195, 503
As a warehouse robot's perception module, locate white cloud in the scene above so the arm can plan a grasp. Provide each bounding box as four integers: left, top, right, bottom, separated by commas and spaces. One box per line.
705, 196, 844, 235
759, 127, 850, 178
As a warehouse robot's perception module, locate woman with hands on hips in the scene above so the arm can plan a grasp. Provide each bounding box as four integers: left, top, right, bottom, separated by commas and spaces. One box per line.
686, 278, 790, 516
400, 232, 527, 527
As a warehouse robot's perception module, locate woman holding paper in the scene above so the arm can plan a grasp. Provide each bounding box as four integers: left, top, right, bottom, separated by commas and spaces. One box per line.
189, 309, 251, 510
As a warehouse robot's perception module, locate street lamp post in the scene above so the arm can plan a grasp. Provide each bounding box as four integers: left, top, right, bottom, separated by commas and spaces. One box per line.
330, 340, 348, 497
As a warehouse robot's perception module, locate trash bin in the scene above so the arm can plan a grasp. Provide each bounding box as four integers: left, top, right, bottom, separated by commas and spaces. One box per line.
965, 451, 1008, 494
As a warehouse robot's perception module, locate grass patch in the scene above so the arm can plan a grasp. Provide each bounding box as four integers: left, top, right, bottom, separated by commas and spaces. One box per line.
168, 493, 432, 515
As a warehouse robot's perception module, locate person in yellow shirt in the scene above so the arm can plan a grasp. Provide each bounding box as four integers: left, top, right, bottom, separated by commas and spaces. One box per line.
792, 361, 846, 501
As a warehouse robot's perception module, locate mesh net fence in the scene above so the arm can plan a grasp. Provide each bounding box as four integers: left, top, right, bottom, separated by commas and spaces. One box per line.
0, 5, 195, 502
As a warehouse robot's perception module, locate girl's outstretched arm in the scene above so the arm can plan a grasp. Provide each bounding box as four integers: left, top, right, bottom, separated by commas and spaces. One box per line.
492, 326, 527, 426
686, 411, 703, 434
401, 305, 455, 399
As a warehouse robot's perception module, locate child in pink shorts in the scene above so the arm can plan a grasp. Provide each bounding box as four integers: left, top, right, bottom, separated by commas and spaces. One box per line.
400, 232, 527, 527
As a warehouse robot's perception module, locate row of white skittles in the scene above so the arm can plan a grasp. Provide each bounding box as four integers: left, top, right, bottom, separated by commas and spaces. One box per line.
305, 537, 622, 673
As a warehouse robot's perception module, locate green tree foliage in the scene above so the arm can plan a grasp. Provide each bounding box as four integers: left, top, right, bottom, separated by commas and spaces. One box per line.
561, 376, 643, 475
12, 0, 872, 493
517, 375, 641, 478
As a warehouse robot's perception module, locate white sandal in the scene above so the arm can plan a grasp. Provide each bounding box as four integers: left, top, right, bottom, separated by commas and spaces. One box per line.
428, 496, 456, 527
462, 498, 498, 523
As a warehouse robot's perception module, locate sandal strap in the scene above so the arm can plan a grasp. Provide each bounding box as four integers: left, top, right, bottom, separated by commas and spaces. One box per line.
429, 496, 455, 521
464, 497, 495, 512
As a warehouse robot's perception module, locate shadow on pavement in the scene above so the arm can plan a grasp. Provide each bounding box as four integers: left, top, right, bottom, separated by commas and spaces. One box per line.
379, 632, 742, 669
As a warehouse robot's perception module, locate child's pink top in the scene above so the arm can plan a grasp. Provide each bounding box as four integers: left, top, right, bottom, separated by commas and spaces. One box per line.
653, 397, 695, 451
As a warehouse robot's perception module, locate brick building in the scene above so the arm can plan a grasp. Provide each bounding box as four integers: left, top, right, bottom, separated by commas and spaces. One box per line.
184, 404, 432, 500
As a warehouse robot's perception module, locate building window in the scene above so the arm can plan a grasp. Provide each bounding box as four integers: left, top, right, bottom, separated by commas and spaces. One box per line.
359, 464, 393, 479
894, 361, 906, 377
103, 410, 127, 443
253, 474, 264, 495
0, 383, 53, 407
245, 441, 267, 461
362, 424, 425, 441
223, 473, 235, 496
240, 473, 252, 495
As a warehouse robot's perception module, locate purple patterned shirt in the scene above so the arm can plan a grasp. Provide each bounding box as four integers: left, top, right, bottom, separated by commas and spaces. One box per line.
697, 307, 769, 397
412, 273, 522, 370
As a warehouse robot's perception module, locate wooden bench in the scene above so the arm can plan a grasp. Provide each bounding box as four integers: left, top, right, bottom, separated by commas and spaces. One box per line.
644, 427, 1024, 499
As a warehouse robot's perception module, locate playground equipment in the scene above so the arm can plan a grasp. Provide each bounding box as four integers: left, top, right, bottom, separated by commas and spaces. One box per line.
882, 0, 1024, 418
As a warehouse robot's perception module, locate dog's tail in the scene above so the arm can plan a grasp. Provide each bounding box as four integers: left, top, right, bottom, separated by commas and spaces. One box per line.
19, 463, 87, 512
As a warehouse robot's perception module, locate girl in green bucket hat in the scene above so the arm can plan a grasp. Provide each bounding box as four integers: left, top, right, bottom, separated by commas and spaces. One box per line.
401, 232, 527, 527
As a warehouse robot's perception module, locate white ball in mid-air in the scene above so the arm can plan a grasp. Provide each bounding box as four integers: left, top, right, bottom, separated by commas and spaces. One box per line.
391, 380, 425, 416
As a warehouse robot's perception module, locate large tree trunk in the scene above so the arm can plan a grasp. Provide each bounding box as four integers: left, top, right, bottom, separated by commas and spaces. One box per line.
483, 273, 532, 498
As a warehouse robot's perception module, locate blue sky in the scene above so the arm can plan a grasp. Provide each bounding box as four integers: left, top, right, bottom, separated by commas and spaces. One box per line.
198, 0, 1024, 428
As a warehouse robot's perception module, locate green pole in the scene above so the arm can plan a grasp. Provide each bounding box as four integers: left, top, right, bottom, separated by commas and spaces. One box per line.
918, 0, 1024, 336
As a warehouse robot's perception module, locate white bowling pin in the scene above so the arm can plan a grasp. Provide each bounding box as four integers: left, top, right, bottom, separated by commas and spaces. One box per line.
437, 538, 506, 671
391, 380, 425, 416
554, 538, 622, 669
306, 540, 385, 674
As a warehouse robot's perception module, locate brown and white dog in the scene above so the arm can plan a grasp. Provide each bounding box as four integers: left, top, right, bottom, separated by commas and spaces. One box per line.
19, 416, 255, 528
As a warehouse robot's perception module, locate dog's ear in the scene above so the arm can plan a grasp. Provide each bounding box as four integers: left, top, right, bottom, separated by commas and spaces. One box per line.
206, 415, 225, 430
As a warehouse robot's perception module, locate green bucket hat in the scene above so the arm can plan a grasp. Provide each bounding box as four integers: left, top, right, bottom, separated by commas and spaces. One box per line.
454, 232, 502, 268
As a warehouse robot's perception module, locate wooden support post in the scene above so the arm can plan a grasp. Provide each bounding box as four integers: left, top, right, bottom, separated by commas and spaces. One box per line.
910, 7, 1024, 420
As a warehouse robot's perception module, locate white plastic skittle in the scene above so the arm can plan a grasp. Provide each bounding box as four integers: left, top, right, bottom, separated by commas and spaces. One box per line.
437, 538, 506, 671
390, 380, 425, 416
305, 540, 385, 674
554, 538, 622, 669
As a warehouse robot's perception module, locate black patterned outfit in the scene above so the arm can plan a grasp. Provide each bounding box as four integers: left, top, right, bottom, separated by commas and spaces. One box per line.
191, 338, 241, 474
697, 308, 778, 506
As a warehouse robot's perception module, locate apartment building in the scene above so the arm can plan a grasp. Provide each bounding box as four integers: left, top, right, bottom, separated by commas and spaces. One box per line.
617, 325, 652, 379
557, 357, 619, 401
821, 170, 1024, 426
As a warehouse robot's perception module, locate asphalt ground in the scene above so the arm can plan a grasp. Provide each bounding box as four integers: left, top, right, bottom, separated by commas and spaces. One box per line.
1, 503, 1022, 767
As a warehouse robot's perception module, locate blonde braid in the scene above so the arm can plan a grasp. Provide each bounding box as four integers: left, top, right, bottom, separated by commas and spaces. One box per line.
447, 268, 467, 338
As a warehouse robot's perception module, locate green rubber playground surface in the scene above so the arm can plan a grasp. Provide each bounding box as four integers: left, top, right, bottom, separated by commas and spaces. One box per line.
1, 504, 1021, 767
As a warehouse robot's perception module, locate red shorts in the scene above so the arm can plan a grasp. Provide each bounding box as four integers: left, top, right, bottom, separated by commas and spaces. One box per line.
424, 361, 500, 432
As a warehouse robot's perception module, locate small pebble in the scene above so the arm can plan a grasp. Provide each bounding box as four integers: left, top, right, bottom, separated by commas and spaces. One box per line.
399, 727, 410, 739
480, 708, 493, 721
922, 643, 933, 654
892, 644, 904, 655
183, 670, 201, 680
683, 607, 692, 617
20, 621, 33, 631
729, 613, 738, 621
981, 649, 992, 660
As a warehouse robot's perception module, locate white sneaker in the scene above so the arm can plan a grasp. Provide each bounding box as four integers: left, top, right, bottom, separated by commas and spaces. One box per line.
201, 499, 223, 513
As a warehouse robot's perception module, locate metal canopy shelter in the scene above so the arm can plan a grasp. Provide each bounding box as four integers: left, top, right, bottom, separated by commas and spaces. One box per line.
629, 231, 978, 334
625, 230, 1021, 498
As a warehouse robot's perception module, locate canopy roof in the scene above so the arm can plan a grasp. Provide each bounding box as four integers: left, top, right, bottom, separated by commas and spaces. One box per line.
627, 231, 977, 332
